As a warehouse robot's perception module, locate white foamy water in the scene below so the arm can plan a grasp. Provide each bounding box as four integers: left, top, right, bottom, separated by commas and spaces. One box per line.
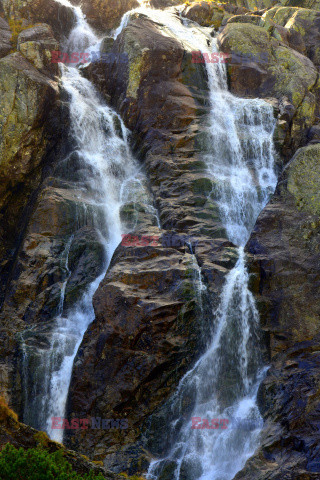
22, 2, 156, 443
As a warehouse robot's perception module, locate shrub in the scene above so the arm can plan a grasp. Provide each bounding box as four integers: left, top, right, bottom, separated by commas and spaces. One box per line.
0, 444, 106, 480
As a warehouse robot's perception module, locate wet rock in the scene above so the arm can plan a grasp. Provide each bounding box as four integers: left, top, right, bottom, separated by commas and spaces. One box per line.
65, 235, 236, 468
85, 14, 225, 240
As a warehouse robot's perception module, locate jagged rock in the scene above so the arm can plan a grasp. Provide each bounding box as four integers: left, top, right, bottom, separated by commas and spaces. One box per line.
2, 0, 75, 41
65, 234, 237, 468
84, 14, 226, 238
238, 144, 320, 479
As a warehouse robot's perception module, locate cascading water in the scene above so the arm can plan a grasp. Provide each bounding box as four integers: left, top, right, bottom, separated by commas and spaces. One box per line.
22, 0, 157, 443
130, 9, 277, 480
21, 1, 277, 477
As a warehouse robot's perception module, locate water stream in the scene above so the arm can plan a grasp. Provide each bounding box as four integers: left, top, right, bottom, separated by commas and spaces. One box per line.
22, 0, 157, 443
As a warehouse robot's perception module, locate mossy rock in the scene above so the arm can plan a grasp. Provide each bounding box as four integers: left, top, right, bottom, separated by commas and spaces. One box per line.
227, 14, 262, 25
218, 22, 272, 60
261, 6, 300, 29
269, 45, 317, 107
191, 177, 214, 195
287, 144, 320, 216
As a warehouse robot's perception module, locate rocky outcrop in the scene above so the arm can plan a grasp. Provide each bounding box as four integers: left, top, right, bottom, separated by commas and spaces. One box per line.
1, 1, 320, 479
235, 144, 320, 479
68, 0, 185, 33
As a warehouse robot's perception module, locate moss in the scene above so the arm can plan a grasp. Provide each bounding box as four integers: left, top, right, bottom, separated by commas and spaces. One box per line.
287, 144, 320, 216
8, 18, 24, 48
7, 18, 36, 52
128, 54, 144, 98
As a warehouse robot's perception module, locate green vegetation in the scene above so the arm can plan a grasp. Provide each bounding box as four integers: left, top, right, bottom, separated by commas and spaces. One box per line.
0, 444, 106, 480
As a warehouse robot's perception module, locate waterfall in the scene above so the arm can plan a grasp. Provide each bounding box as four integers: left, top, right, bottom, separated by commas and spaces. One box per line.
22, 0, 156, 443
20, 1, 278, 476
131, 10, 277, 480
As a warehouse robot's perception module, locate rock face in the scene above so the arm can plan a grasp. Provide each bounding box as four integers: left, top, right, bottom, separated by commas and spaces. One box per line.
64, 12, 239, 472
68, 0, 184, 32
0, 4, 77, 411
234, 144, 320, 479
0, 52, 60, 306
0, 5, 107, 422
